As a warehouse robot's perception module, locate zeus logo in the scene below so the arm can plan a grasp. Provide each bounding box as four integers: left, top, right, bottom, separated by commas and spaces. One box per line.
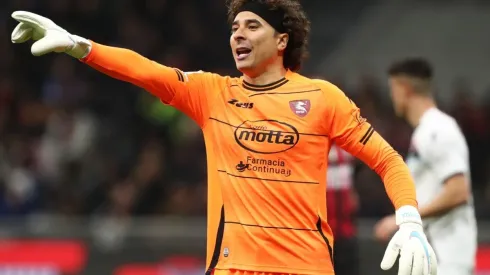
228, 99, 254, 109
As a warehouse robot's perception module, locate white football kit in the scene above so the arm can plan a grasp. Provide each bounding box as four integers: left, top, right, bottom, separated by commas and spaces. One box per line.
406, 107, 477, 275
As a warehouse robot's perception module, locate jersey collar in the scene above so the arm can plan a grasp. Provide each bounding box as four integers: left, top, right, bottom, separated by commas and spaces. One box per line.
241, 70, 292, 92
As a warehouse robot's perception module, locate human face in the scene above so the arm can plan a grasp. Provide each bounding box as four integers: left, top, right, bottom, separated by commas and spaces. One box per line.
230, 11, 288, 76
388, 76, 409, 117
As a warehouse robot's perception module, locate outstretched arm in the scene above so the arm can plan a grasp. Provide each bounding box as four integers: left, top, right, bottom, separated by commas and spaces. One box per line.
79, 42, 224, 126
81, 42, 189, 104
11, 11, 223, 127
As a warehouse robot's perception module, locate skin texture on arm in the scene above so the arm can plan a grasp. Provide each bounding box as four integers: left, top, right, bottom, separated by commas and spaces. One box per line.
374, 174, 470, 241
418, 173, 469, 218
416, 128, 472, 219
374, 125, 471, 241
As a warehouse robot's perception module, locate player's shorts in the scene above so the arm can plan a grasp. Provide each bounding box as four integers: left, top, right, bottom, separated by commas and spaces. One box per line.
213, 269, 299, 275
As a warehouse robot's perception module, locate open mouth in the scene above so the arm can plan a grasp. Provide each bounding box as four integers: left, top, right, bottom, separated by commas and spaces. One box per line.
236, 47, 252, 60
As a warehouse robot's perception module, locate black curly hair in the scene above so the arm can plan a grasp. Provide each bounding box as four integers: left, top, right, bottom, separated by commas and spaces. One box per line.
227, 0, 311, 72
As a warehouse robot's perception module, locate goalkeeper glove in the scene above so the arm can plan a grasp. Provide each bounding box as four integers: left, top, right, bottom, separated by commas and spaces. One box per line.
11, 11, 91, 58
381, 205, 438, 275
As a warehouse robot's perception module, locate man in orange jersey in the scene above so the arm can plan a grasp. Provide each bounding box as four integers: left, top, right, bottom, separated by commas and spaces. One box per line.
10, 1, 437, 274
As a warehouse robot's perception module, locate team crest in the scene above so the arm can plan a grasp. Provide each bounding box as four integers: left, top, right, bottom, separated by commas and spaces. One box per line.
289, 100, 311, 117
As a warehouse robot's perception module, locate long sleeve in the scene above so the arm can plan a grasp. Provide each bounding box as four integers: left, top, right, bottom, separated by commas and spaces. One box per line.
81, 41, 190, 104
319, 81, 417, 210
79, 41, 225, 127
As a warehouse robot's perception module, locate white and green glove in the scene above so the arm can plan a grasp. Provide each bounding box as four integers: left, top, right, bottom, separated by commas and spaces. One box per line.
11, 11, 91, 58
381, 205, 438, 275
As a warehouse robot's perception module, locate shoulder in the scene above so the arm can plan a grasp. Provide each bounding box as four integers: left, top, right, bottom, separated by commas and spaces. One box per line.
290, 74, 348, 100
180, 70, 222, 80
181, 70, 236, 87
414, 110, 465, 158
302, 76, 343, 93
417, 109, 463, 143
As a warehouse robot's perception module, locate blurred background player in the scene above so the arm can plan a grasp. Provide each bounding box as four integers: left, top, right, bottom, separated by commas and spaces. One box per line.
326, 144, 360, 275
375, 57, 477, 275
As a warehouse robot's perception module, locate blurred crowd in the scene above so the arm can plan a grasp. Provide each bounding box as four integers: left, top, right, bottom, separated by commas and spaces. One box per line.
0, 0, 489, 221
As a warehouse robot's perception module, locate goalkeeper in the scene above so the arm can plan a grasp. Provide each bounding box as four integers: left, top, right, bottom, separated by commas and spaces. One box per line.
10, 1, 437, 275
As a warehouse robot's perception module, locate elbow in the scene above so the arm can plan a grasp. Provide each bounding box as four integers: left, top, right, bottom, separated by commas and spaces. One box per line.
445, 173, 471, 207
373, 149, 405, 176
131, 70, 162, 94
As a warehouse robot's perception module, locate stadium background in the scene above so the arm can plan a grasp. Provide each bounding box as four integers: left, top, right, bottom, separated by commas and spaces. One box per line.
0, 0, 489, 274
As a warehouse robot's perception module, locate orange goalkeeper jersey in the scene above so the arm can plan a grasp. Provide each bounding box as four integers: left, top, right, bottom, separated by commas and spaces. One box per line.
81, 42, 417, 275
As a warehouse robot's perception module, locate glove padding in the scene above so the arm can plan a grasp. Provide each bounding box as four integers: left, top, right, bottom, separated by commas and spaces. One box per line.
11, 11, 91, 58
381, 206, 438, 275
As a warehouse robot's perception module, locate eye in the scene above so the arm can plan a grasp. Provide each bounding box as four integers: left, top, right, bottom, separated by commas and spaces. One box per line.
248, 24, 258, 30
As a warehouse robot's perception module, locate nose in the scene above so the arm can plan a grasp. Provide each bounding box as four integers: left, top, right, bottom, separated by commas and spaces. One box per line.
232, 28, 245, 42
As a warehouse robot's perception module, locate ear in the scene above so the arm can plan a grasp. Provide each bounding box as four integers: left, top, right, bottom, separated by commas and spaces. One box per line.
276, 33, 289, 51
401, 78, 415, 97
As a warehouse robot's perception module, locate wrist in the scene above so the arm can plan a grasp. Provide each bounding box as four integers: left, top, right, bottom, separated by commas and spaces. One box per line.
68, 34, 92, 59
395, 205, 423, 226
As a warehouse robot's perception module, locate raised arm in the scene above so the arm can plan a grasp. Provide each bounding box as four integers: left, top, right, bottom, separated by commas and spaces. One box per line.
11, 11, 224, 127
81, 42, 193, 104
